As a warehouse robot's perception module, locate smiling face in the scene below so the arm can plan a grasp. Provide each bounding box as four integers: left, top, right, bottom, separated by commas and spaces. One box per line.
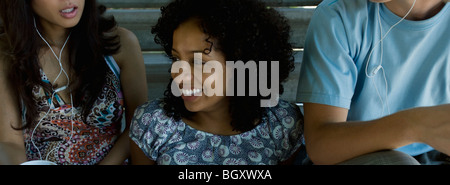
171, 18, 230, 114
31, 0, 85, 30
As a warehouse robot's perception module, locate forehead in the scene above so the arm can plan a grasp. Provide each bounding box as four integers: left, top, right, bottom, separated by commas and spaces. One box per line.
172, 18, 210, 53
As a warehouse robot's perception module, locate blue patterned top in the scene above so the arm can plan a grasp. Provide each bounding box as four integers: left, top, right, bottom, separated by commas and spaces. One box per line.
130, 99, 304, 165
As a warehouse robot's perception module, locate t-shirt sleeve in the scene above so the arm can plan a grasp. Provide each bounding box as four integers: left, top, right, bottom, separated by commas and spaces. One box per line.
296, 4, 358, 109
129, 100, 167, 161
270, 101, 304, 162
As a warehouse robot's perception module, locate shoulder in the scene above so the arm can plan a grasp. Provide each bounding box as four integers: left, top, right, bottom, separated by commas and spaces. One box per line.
116, 27, 139, 46
262, 100, 304, 161
131, 98, 182, 134
267, 100, 303, 120
316, 0, 369, 13
111, 27, 142, 68
129, 98, 182, 160
130, 99, 167, 142
308, 0, 372, 34
312, 0, 372, 29
265, 100, 303, 130
132, 99, 166, 123
129, 98, 175, 161
304, 0, 374, 58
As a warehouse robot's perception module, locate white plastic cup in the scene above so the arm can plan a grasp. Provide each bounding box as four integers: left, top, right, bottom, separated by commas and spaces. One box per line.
20, 160, 57, 165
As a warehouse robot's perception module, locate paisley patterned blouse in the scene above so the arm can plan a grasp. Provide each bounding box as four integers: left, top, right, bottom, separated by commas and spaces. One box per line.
130, 99, 304, 165
22, 56, 124, 165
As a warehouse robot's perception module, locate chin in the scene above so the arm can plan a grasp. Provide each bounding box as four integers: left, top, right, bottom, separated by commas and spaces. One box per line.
61, 19, 82, 28
184, 104, 201, 113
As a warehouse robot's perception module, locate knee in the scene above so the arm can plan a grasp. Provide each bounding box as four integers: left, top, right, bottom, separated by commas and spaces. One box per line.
338, 150, 420, 165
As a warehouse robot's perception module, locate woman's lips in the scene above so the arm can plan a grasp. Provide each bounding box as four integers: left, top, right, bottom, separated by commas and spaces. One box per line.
60, 6, 78, 19
181, 88, 202, 101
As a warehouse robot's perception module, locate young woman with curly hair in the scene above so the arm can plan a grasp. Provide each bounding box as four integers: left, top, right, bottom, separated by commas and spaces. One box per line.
129, 0, 304, 165
0, 0, 148, 165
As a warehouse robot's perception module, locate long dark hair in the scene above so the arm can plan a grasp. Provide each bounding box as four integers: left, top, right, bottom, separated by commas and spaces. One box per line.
152, 0, 295, 132
0, 0, 120, 129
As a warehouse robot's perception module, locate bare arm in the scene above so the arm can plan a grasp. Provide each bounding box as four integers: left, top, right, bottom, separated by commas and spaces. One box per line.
304, 103, 450, 165
0, 51, 27, 165
99, 27, 148, 165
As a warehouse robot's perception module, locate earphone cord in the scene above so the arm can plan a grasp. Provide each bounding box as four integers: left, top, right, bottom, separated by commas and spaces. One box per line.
365, 0, 417, 78
364, 0, 416, 116
31, 18, 75, 162
33, 18, 72, 86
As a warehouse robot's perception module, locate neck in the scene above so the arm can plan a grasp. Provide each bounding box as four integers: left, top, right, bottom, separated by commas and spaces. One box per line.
188, 100, 236, 135
35, 18, 71, 47
385, 0, 446, 20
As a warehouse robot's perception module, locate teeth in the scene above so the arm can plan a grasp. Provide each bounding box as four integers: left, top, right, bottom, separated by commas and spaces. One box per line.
182, 89, 202, 96
61, 8, 74, 13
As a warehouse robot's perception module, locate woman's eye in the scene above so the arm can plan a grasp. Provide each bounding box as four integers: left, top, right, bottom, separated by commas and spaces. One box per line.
193, 60, 206, 65
170, 56, 180, 62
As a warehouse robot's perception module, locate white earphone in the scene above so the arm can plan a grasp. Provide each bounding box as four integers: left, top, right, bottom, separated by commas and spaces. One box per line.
31, 17, 75, 162
365, 0, 417, 116
54, 86, 67, 93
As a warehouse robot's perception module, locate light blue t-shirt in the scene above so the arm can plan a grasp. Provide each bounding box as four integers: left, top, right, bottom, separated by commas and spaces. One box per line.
297, 0, 450, 156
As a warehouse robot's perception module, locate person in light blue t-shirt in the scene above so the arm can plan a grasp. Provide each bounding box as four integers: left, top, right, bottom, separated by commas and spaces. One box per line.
298, 0, 450, 165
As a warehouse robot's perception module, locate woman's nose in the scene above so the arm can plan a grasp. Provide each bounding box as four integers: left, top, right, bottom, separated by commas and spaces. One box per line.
171, 60, 194, 88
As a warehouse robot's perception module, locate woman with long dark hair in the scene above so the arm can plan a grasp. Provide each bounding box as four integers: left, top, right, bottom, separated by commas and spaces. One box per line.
129, 0, 304, 165
0, 0, 148, 165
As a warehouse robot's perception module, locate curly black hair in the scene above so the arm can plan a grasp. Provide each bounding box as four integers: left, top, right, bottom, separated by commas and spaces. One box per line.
152, 0, 295, 132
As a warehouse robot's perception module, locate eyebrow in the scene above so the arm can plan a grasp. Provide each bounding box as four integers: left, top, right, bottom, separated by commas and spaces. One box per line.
171, 48, 209, 54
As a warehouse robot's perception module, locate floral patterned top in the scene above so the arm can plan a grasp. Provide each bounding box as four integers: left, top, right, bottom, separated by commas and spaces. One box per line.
130, 99, 304, 165
22, 56, 124, 165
